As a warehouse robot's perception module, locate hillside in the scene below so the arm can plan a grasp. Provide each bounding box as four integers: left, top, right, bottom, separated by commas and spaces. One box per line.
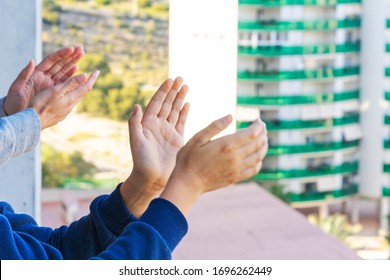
41, 0, 170, 188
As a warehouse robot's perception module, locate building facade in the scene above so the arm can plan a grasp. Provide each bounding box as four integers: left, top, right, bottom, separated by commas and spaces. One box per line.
236, 0, 362, 211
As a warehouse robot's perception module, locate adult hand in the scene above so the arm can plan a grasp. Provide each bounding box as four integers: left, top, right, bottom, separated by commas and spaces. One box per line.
29, 70, 100, 130
120, 77, 190, 217
3, 46, 84, 116
160, 116, 268, 216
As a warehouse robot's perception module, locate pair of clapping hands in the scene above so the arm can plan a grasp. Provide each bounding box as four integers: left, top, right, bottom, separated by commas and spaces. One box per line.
3, 46, 268, 217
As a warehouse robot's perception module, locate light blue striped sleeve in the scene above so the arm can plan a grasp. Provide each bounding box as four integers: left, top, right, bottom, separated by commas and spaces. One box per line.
0, 108, 41, 165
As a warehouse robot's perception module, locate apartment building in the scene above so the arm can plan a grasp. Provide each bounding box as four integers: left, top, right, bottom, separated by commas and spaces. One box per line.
168, 0, 389, 226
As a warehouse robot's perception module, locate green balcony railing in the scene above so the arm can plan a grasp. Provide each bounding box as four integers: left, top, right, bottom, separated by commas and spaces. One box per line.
254, 161, 358, 180
238, 17, 361, 31
237, 66, 359, 81
385, 115, 390, 125
237, 90, 359, 106
386, 67, 390, 77
289, 184, 358, 202
387, 19, 390, 29
384, 139, 390, 149
268, 140, 360, 156
238, 42, 360, 56
237, 113, 359, 131
386, 44, 390, 53
385, 92, 390, 101
383, 187, 390, 197
383, 164, 390, 173
239, 0, 361, 6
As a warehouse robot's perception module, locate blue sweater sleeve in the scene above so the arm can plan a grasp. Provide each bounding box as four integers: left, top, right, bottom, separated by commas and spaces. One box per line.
0, 186, 188, 260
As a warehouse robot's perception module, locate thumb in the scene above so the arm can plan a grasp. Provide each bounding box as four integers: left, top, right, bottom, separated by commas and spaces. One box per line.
10, 60, 35, 91
192, 114, 233, 145
128, 104, 144, 143
55, 73, 87, 95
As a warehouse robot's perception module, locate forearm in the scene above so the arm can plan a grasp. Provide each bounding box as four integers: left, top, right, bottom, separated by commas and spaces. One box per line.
0, 108, 41, 165
50, 185, 138, 259
159, 173, 202, 217
120, 172, 163, 218
92, 198, 188, 260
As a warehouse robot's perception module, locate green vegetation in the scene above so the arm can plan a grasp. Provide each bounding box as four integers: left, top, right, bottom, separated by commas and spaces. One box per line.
42, 0, 169, 188
42, 0, 61, 24
266, 184, 292, 204
386, 215, 390, 254
42, 0, 169, 122
42, 144, 97, 188
308, 213, 362, 245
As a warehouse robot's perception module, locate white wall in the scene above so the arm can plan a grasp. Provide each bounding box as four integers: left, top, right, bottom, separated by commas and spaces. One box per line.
0, 0, 42, 219
169, 0, 238, 140
359, 0, 387, 197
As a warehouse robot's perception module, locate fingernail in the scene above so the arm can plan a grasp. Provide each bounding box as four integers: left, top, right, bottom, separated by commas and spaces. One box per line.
77, 73, 87, 82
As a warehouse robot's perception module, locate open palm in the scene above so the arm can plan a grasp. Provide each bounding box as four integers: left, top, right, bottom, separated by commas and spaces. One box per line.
128, 77, 190, 190
4, 46, 83, 115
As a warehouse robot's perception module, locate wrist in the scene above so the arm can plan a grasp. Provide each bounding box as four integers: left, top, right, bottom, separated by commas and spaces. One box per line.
120, 171, 163, 218
159, 170, 203, 217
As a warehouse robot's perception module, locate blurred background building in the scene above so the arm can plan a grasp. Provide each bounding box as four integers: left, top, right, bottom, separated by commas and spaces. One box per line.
170, 0, 390, 228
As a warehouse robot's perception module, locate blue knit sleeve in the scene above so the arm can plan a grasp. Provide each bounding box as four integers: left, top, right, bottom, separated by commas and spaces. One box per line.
0, 186, 188, 260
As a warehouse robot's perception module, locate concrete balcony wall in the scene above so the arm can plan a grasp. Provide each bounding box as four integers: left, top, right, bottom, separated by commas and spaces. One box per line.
0, 0, 42, 219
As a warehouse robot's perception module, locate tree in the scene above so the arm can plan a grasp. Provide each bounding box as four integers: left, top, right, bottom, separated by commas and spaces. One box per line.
42, 145, 96, 188
78, 53, 110, 75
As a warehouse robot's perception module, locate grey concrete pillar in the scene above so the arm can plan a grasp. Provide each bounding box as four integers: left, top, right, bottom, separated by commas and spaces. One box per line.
0, 0, 42, 220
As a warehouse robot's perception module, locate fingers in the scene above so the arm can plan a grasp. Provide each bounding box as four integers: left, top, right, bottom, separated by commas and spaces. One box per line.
35, 46, 75, 72
236, 133, 268, 161
175, 102, 190, 137
192, 114, 233, 145
144, 78, 174, 117
128, 104, 144, 142
9, 60, 35, 91
51, 49, 84, 83
167, 84, 188, 125
67, 70, 100, 103
241, 161, 263, 181
158, 77, 183, 119
43, 46, 84, 79
58, 65, 79, 84
226, 119, 266, 149
56, 73, 87, 96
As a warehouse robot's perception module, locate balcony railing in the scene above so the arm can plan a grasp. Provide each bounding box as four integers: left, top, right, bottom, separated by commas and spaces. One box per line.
237, 66, 359, 81
383, 164, 390, 173
387, 19, 390, 29
386, 44, 390, 53
289, 184, 358, 202
239, 0, 361, 6
238, 17, 361, 31
237, 113, 360, 131
268, 140, 360, 156
254, 161, 358, 180
237, 90, 359, 106
383, 187, 390, 197
384, 139, 390, 149
238, 42, 360, 56
386, 67, 390, 77
384, 115, 390, 125
385, 92, 390, 101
